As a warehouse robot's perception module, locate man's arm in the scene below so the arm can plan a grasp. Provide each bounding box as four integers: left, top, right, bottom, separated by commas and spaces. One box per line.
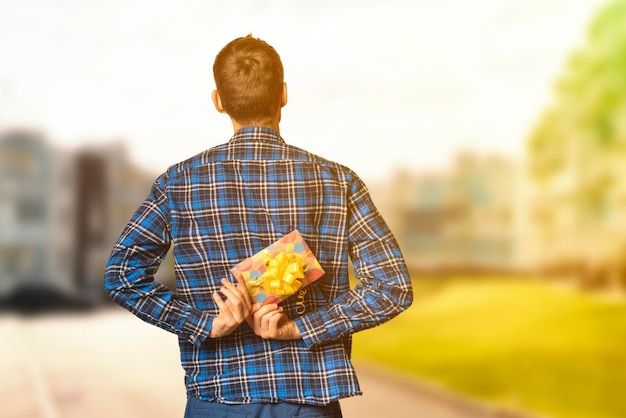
103, 176, 251, 346
293, 174, 413, 348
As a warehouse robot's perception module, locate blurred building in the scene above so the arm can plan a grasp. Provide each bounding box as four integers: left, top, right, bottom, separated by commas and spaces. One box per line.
1, 127, 526, 298
0, 128, 172, 302
0, 129, 76, 294
376, 152, 523, 274
75, 141, 175, 297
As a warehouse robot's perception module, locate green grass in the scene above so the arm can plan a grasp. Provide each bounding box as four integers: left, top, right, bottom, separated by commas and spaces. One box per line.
352, 277, 626, 418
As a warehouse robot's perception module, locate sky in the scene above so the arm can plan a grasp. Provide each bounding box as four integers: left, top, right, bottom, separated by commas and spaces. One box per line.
0, 0, 607, 181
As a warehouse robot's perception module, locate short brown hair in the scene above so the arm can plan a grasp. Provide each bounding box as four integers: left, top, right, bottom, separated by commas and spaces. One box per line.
213, 35, 284, 125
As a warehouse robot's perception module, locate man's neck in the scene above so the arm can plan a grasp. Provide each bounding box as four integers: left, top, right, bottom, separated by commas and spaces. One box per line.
231, 114, 281, 134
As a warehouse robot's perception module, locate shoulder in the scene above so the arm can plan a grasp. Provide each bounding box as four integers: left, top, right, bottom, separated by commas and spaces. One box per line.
158, 143, 229, 182
283, 142, 361, 183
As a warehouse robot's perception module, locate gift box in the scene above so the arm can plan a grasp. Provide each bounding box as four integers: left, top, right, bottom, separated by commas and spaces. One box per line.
231, 230, 325, 305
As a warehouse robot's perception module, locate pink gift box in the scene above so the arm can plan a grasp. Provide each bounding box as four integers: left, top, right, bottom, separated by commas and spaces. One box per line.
231, 230, 325, 305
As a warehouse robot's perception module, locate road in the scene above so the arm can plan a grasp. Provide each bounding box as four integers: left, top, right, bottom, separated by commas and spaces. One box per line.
0, 309, 540, 418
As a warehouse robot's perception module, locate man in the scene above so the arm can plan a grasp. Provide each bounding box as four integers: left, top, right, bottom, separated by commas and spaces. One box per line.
104, 34, 413, 418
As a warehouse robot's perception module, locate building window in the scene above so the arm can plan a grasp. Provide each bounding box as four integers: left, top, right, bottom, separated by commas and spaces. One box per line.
17, 197, 45, 222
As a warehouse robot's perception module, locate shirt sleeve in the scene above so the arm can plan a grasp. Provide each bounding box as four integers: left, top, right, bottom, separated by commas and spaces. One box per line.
103, 174, 213, 347
294, 174, 413, 348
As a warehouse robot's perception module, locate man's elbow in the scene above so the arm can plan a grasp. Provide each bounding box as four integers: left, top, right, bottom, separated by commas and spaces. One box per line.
102, 265, 124, 299
390, 279, 413, 313
400, 283, 413, 311
102, 277, 114, 296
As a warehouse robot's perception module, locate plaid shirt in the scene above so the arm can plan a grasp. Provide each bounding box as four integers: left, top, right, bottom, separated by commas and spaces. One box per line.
104, 127, 413, 405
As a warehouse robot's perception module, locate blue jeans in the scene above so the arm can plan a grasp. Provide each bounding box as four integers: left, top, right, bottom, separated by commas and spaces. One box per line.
184, 397, 343, 418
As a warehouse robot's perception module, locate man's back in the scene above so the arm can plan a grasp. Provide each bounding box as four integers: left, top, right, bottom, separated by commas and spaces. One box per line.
104, 35, 412, 416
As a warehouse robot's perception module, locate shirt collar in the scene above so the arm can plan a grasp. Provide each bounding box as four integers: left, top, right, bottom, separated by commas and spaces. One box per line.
229, 126, 285, 144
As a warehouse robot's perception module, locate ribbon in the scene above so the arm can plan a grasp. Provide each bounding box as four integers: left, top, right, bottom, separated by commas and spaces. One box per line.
246, 251, 305, 299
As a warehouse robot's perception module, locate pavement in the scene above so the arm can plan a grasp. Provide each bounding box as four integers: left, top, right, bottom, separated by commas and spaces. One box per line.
0, 309, 543, 418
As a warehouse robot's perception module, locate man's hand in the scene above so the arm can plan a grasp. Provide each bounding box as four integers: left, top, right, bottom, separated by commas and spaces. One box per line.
247, 303, 302, 340
209, 276, 252, 338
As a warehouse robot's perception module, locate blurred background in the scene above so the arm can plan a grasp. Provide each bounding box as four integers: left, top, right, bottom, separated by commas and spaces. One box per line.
2, 1, 626, 417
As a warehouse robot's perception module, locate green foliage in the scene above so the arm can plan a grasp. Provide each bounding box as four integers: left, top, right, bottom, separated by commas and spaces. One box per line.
527, 0, 626, 182
353, 278, 626, 418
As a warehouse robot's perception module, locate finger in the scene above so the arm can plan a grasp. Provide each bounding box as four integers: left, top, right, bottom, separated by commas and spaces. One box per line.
212, 292, 233, 320
221, 278, 251, 313
263, 310, 282, 329
261, 311, 286, 339
219, 282, 238, 304
260, 307, 284, 332
234, 275, 252, 310
246, 303, 261, 328
269, 310, 284, 326
249, 303, 262, 316
253, 303, 279, 321
234, 274, 247, 289
221, 277, 237, 291
220, 278, 240, 301
211, 292, 238, 338
219, 282, 247, 311
252, 303, 279, 330
268, 312, 285, 336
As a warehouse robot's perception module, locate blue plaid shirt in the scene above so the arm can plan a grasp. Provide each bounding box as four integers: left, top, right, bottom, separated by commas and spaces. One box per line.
104, 127, 413, 405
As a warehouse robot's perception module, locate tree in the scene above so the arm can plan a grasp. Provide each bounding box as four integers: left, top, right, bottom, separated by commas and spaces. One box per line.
526, 0, 626, 288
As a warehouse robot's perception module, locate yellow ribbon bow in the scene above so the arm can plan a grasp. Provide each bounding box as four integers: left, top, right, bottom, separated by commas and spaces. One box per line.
247, 251, 305, 298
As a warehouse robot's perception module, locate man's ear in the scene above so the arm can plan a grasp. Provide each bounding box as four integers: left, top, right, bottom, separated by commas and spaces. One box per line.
212, 90, 225, 113
281, 82, 288, 108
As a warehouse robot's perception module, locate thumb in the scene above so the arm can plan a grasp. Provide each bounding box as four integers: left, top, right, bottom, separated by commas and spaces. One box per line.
246, 303, 262, 326
250, 303, 262, 315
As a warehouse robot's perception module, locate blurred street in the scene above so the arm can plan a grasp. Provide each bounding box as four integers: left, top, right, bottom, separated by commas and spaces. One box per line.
0, 308, 534, 418
1, 309, 186, 418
